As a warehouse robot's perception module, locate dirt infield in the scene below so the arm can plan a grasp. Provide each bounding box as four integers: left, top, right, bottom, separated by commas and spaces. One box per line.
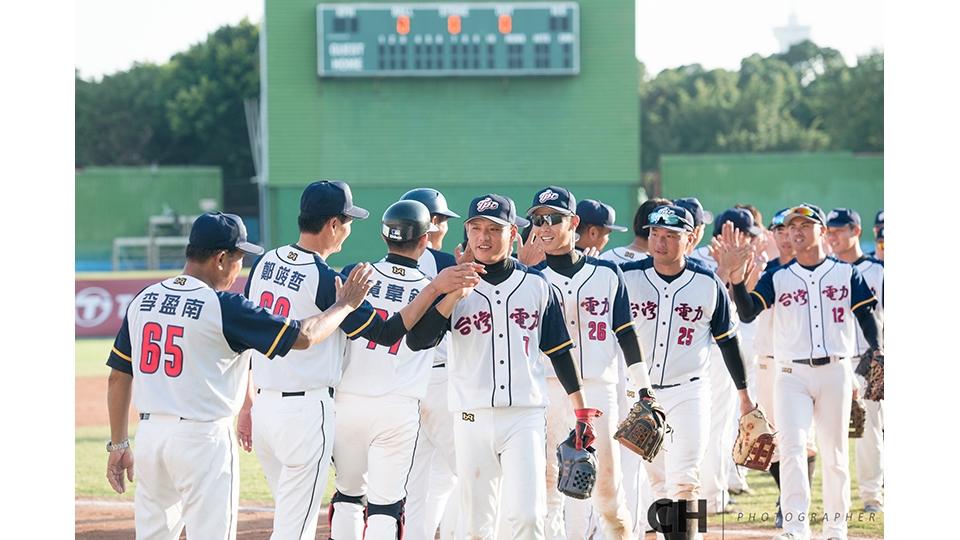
76, 376, 880, 539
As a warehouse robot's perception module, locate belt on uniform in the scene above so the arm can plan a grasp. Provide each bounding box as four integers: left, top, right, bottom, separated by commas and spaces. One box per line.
652, 376, 699, 390
792, 356, 839, 366
257, 388, 334, 398
433, 363, 445, 369
140, 413, 185, 421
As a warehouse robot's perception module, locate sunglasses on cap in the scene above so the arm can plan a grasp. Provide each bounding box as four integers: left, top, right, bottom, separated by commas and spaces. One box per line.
771, 213, 787, 227
530, 213, 570, 227
648, 211, 692, 228
786, 205, 820, 220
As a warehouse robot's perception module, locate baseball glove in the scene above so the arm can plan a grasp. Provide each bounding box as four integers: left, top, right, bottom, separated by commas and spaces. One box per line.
557, 429, 599, 500
732, 405, 777, 472
614, 389, 671, 463
863, 355, 884, 401
849, 398, 866, 438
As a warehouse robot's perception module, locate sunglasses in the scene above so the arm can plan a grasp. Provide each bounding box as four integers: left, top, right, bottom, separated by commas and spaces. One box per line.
648, 211, 692, 228
530, 213, 570, 227
786, 205, 821, 221
771, 213, 787, 227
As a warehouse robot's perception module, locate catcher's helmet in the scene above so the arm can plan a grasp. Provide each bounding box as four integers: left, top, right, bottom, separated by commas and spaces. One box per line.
381, 200, 439, 241
400, 188, 461, 218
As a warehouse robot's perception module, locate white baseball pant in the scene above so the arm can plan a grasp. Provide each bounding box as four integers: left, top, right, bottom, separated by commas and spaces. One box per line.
252, 388, 334, 540
134, 414, 239, 540
775, 359, 853, 540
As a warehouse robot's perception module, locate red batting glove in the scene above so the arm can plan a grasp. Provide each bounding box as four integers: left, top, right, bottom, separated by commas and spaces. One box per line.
574, 408, 602, 450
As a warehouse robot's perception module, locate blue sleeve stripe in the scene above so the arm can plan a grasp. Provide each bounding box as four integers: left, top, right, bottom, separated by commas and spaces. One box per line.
264, 318, 294, 357
750, 290, 768, 310
346, 311, 377, 338
111, 347, 131, 362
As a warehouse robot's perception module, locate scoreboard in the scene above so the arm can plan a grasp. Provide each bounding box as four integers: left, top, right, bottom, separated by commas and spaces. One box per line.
317, 3, 580, 77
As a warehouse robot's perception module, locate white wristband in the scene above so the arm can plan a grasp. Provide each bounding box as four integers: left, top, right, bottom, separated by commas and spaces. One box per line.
627, 363, 652, 393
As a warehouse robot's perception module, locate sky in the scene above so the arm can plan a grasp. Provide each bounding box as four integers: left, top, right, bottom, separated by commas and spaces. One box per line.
74, 0, 884, 80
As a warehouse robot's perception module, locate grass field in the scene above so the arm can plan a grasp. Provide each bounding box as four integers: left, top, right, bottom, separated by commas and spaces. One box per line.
76, 338, 882, 536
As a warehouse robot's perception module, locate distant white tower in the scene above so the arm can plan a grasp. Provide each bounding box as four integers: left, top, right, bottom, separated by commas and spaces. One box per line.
773, 12, 811, 53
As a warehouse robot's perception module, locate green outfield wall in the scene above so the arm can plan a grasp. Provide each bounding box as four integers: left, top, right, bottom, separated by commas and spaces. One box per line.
75, 166, 222, 268
262, 0, 640, 265
660, 152, 884, 244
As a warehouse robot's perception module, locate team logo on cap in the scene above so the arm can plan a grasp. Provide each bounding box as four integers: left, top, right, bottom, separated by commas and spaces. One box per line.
538, 189, 560, 204
828, 210, 840, 220
389, 228, 402, 240
877, 211, 884, 222
476, 197, 500, 212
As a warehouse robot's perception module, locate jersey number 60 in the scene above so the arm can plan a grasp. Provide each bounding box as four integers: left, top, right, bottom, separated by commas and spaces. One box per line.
140, 322, 184, 377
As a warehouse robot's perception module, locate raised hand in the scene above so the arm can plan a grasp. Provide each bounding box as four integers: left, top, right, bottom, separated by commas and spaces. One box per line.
516, 232, 545, 266
336, 262, 375, 309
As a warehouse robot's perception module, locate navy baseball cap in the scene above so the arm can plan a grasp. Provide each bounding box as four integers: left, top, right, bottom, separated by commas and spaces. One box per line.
782, 203, 827, 227
644, 205, 695, 233
576, 199, 628, 232
189, 212, 264, 255
874, 210, 884, 228
300, 180, 370, 219
527, 186, 576, 215
826, 208, 861, 228
713, 207, 763, 237
673, 197, 714, 228
466, 194, 523, 227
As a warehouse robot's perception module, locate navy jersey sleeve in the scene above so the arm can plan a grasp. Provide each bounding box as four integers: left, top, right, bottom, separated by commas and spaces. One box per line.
709, 273, 738, 343
315, 264, 379, 340
431, 249, 457, 272
749, 267, 777, 311
106, 315, 134, 375
218, 292, 302, 358
849, 266, 878, 314
539, 282, 574, 358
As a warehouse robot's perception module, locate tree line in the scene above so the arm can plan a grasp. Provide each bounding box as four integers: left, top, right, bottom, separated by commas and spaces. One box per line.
75, 20, 882, 177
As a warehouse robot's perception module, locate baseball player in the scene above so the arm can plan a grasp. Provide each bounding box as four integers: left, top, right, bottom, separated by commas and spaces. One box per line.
620, 204, 757, 540
241, 181, 476, 540
871, 211, 884, 261
406, 193, 597, 540
600, 198, 672, 264
330, 200, 484, 540
825, 208, 884, 514
729, 203, 883, 540
574, 198, 629, 254
521, 187, 645, 540
105, 212, 375, 540
399, 188, 466, 540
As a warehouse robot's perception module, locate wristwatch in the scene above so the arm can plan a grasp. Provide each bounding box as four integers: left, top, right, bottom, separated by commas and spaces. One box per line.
106, 439, 130, 452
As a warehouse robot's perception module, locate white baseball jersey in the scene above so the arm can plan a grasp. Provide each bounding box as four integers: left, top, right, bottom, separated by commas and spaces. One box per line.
339, 256, 436, 399
600, 245, 648, 265
749, 258, 877, 361
244, 245, 380, 391
540, 257, 635, 384
107, 275, 300, 421
851, 255, 884, 355
749, 259, 786, 359
620, 258, 739, 388
444, 263, 573, 411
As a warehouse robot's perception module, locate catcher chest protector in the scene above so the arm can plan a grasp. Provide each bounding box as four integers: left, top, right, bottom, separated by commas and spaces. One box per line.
556, 430, 599, 500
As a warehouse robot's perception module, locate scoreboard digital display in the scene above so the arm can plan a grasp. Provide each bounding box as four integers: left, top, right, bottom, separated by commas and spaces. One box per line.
317, 3, 580, 77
